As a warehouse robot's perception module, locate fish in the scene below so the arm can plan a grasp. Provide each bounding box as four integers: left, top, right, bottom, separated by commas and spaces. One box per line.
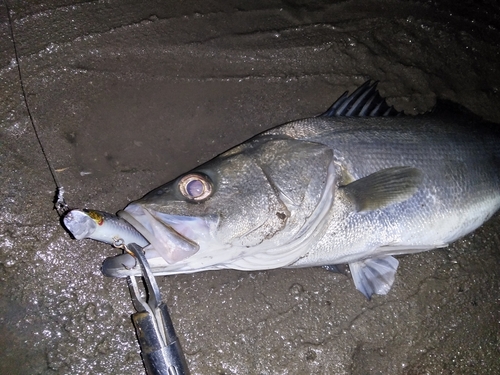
63, 208, 199, 267
95, 81, 500, 299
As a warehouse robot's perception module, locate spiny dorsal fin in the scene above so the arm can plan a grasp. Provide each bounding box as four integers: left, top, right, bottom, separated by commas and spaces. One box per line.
322, 80, 402, 117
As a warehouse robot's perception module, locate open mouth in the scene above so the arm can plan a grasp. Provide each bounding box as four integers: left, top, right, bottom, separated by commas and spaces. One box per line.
117, 203, 200, 264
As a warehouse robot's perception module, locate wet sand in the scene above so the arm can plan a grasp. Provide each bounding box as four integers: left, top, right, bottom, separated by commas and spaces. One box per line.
1, 1, 499, 374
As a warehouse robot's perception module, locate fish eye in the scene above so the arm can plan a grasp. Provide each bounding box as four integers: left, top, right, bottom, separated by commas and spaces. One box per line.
178, 173, 213, 201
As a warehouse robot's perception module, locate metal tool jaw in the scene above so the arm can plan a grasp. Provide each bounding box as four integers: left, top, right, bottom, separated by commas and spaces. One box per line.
125, 243, 190, 375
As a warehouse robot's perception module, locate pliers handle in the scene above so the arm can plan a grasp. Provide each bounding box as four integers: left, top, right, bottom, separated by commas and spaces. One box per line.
126, 243, 190, 375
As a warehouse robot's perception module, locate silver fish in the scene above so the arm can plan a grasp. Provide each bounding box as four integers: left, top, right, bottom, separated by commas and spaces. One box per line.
101, 81, 500, 298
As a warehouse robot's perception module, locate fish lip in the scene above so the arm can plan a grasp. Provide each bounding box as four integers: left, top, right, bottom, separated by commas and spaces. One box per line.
118, 208, 197, 246
101, 253, 137, 277
117, 206, 200, 264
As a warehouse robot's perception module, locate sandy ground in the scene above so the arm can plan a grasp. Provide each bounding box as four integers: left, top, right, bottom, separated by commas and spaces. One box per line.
1, 0, 499, 374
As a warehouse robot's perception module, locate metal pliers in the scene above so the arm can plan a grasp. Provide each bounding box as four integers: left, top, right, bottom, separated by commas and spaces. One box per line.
126, 243, 190, 375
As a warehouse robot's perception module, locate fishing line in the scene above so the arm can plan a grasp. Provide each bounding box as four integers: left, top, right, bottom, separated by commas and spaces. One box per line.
5, 4, 68, 215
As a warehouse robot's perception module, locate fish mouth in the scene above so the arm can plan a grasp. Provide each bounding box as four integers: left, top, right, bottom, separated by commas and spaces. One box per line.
116, 203, 212, 264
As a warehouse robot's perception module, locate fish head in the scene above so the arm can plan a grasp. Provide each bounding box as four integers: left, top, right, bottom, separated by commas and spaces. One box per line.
119, 135, 335, 270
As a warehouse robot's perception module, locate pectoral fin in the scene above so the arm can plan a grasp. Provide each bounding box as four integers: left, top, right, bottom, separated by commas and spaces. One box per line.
341, 166, 423, 211
349, 256, 399, 299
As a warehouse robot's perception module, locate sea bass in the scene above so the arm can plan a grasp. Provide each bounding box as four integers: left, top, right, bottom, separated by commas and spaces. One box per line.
96, 81, 500, 299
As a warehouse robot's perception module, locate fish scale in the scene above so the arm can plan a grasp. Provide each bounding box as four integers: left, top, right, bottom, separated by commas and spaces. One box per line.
65, 81, 500, 299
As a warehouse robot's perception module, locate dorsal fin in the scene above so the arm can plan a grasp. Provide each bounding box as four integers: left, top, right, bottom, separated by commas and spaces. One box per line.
430, 98, 482, 120
321, 80, 402, 117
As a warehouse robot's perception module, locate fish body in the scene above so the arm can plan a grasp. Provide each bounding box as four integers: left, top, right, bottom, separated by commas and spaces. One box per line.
101, 82, 500, 298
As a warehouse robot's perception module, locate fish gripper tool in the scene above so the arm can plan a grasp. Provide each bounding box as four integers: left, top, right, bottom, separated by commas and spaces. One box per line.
125, 243, 190, 375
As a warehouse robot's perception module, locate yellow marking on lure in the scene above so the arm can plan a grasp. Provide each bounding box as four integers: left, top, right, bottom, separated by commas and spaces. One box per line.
86, 210, 105, 226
